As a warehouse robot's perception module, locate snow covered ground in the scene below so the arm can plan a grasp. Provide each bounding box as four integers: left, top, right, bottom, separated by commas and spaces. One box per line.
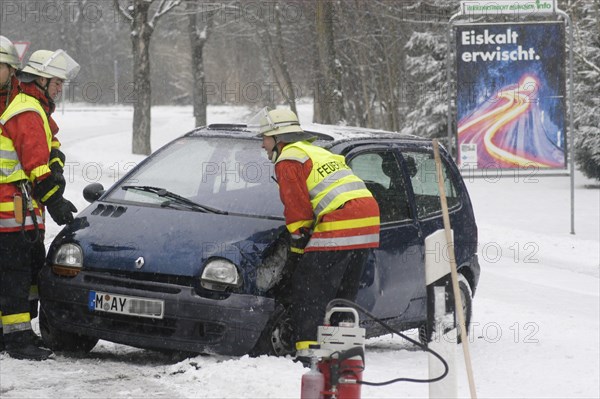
0, 102, 598, 398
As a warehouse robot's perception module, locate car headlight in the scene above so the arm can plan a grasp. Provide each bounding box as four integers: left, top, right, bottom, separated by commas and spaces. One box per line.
52, 243, 83, 276
201, 258, 241, 291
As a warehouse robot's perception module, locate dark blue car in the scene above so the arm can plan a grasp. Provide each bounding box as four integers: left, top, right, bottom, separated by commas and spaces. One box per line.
38, 124, 479, 356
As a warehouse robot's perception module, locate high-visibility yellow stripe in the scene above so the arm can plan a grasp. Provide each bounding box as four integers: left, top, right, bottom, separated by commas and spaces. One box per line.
41, 184, 59, 203
1, 312, 31, 325
286, 219, 313, 234
0, 199, 40, 212
290, 247, 305, 254
313, 216, 380, 233
0, 201, 15, 211
30, 164, 51, 182
49, 157, 64, 168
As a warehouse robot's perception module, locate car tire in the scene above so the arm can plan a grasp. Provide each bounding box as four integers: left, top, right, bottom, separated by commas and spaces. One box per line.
418, 273, 472, 345
249, 306, 294, 357
39, 306, 99, 353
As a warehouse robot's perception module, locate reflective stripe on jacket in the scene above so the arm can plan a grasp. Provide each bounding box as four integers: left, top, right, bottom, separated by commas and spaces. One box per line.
276, 141, 380, 252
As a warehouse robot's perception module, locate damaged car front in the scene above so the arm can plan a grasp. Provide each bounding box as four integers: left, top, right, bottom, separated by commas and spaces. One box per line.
39, 128, 292, 355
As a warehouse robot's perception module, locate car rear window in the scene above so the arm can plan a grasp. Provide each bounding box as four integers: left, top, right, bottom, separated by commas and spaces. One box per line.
402, 151, 460, 219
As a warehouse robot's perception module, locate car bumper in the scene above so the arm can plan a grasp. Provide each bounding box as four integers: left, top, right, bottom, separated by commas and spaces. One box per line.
38, 267, 276, 356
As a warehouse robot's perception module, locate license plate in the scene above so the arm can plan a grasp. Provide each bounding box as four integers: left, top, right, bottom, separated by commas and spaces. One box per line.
88, 291, 164, 319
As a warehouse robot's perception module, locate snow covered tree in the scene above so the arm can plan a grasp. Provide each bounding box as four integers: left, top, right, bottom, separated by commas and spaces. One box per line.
565, 0, 600, 181
113, 0, 181, 155
400, 1, 457, 148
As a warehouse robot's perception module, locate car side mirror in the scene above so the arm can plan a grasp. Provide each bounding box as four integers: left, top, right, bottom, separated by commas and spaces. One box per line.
83, 183, 105, 203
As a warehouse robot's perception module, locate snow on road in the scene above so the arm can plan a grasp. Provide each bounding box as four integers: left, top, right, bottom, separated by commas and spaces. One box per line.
1, 104, 598, 398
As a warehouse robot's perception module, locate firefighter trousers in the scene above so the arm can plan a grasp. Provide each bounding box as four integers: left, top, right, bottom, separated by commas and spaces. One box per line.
0, 231, 45, 333
289, 249, 369, 344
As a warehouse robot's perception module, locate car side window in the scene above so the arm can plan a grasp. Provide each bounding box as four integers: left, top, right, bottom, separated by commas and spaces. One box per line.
402, 151, 460, 219
348, 151, 412, 223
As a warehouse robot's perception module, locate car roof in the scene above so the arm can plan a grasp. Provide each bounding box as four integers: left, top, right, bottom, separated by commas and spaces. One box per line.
187, 123, 430, 148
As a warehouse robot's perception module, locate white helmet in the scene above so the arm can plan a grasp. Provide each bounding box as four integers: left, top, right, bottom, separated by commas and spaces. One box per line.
21, 49, 80, 80
251, 107, 315, 142
0, 36, 20, 69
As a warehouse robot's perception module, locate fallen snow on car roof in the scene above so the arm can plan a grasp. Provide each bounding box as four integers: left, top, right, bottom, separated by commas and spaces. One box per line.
302, 123, 420, 142
200, 122, 422, 143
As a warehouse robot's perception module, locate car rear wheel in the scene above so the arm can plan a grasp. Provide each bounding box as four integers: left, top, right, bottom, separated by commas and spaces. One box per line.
419, 273, 472, 345
39, 307, 99, 353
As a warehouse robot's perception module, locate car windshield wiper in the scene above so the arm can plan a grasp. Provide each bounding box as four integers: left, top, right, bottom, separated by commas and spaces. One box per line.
121, 185, 227, 214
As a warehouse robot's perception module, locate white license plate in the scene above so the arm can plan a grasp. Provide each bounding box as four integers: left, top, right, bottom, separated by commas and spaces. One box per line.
88, 291, 164, 319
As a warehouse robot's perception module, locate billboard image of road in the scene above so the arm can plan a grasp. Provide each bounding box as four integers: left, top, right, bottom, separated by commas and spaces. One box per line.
456, 22, 566, 169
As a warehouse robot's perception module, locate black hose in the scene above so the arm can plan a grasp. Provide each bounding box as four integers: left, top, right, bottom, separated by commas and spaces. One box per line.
326, 298, 449, 386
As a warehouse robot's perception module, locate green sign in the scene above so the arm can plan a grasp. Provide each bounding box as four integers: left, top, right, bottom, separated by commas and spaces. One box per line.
460, 1, 556, 15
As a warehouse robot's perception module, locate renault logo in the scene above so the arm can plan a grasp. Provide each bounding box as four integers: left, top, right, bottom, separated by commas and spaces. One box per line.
135, 256, 145, 269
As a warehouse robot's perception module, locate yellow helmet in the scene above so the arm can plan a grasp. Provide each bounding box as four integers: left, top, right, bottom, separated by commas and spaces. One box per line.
21, 49, 80, 80
0, 36, 20, 69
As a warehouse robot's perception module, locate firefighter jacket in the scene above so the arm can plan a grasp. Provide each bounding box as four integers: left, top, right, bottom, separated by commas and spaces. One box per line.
0, 83, 56, 232
275, 141, 380, 253
1, 78, 62, 159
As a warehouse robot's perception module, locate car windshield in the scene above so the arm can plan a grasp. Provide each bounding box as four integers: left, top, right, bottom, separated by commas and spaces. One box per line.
106, 136, 284, 218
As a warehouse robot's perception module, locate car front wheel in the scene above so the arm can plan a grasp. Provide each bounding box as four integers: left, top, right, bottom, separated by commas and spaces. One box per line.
249, 306, 294, 357
39, 306, 99, 353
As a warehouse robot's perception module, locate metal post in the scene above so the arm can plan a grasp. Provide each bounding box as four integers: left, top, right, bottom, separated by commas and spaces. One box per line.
556, 9, 575, 235
114, 60, 119, 104
446, 12, 461, 160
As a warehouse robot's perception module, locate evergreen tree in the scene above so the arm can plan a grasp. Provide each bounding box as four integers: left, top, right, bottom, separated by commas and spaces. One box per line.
400, 1, 457, 150
567, 0, 600, 180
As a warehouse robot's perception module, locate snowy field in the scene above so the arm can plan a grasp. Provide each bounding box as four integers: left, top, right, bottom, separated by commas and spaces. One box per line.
0, 102, 598, 399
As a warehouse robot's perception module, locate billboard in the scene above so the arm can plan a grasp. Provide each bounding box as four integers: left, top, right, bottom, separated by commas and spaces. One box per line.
456, 22, 566, 170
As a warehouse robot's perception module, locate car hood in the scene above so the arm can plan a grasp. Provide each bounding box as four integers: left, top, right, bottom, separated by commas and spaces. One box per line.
51, 201, 285, 280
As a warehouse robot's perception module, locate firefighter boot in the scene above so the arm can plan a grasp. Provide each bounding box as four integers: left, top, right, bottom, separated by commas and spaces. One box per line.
4, 330, 52, 361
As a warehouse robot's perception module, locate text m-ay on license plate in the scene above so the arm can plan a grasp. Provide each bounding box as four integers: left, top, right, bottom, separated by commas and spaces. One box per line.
88, 291, 164, 319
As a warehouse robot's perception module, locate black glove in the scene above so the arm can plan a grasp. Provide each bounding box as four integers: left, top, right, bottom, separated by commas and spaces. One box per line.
33, 174, 65, 204
46, 198, 78, 226
290, 227, 311, 253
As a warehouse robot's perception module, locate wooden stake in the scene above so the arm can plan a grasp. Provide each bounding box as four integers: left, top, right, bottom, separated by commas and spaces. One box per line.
432, 139, 477, 399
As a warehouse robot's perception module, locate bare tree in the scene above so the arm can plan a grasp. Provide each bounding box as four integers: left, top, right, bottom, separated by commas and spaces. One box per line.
314, 0, 345, 124
113, 0, 181, 155
187, 0, 214, 127
255, 1, 297, 114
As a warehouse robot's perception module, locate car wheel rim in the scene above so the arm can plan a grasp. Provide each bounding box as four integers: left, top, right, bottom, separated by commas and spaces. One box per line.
270, 317, 294, 356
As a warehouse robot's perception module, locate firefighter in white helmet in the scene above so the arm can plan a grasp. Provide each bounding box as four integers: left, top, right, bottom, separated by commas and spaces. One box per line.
0, 35, 22, 354
0, 49, 79, 360
256, 108, 380, 362
0, 36, 21, 114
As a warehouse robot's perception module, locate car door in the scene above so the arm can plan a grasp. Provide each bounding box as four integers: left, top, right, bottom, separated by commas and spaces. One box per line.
346, 145, 425, 320
399, 148, 464, 265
